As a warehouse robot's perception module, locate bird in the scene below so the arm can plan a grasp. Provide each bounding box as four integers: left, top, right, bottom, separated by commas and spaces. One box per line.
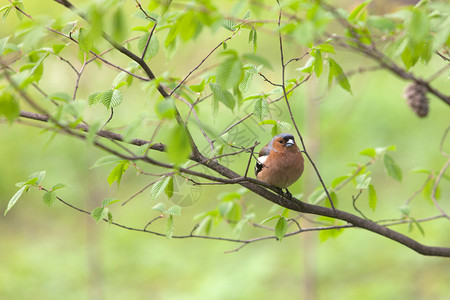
255, 133, 304, 198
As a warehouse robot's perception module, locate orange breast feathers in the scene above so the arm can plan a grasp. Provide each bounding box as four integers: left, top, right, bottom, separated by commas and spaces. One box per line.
255, 133, 304, 189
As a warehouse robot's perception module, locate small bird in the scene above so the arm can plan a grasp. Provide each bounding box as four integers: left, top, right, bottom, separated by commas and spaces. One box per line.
255, 133, 304, 198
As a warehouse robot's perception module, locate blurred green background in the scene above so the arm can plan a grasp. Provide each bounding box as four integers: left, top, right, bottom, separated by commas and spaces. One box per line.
1, 0, 449, 299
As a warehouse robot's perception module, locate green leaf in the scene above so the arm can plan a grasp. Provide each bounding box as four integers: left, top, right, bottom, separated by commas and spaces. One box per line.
253, 97, 269, 121
101, 89, 123, 109
368, 184, 377, 211
52, 43, 66, 55
242, 53, 273, 70
297, 56, 314, 73
368, 16, 395, 32
328, 58, 352, 94
0, 92, 20, 124
91, 155, 124, 169
4, 185, 27, 216
51, 183, 67, 191
355, 173, 371, 189
13, 1, 24, 21
384, 154, 402, 181
152, 202, 166, 213
197, 215, 213, 235
331, 175, 349, 189
410, 217, 425, 237
107, 211, 113, 225
102, 198, 120, 207
1, 6, 12, 24
155, 97, 176, 119
275, 217, 288, 241
167, 125, 192, 165
312, 49, 323, 77
137, 33, 159, 60
348, 0, 371, 22
112, 7, 126, 42
261, 215, 280, 225
216, 53, 243, 89
408, 7, 429, 46
248, 27, 257, 52
359, 148, 376, 158
239, 69, 254, 94
151, 176, 171, 199
91, 206, 109, 224
319, 227, 343, 242
78, 28, 93, 54
165, 176, 174, 199
166, 215, 174, 238
36, 170, 46, 185
258, 119, 277, 126
227, 202, 241, 222
316, 43, 335, 54
88, 92, 102, 106
167, 205, 181, 216
210, 82, 236, 112
42, 191, 56, 207
398, 205, 410, 216
107, 161, 129, 187
218, 201, 233, 217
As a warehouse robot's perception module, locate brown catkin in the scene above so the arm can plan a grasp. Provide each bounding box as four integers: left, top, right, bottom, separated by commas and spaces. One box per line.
403, 82, 429, 118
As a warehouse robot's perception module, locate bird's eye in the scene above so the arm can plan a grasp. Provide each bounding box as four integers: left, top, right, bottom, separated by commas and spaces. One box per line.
279, 140, 283, 143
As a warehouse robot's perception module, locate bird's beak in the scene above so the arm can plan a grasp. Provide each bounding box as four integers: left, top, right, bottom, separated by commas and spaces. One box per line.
285, 139, 294, 147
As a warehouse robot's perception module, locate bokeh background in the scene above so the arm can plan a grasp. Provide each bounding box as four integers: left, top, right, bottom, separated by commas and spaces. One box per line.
1, 0, 449, 299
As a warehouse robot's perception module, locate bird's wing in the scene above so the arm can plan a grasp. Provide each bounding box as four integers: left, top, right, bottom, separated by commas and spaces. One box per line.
255, 146, 271, 176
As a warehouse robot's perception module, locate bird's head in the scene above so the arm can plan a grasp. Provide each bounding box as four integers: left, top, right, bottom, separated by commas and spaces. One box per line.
271, 133, 297, 152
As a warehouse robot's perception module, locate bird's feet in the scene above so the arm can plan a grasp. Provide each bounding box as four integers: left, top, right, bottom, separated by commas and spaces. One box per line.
275, 187, 292, 199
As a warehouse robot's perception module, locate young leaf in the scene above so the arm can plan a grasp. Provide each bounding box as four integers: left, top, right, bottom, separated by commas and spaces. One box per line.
4, 185, 27, 216
51, 183, 67, 191
112, 8, 126, 42
398, 205, 410, 216
42, 191, 56, 207
151, 176, 171, 199
137, 33, 159, 60
167, 125, 192, 165
210, 82, 236, 112
275, 217, 288, 241
91, 206, 109, 223
166, 215, 174, 238
328, 58, 352, 94
88, 91, 102, 106
359, 148, 376, 158
312, 49, 323, 77
411, 217, 425, 237
216, 53, 243, 89
165, 176, 174, 199
348, 0, 371, 22
167, 205, 181, 216
0, 92, 20, 124
384, 154, 402, 181
78, 28, 93, 54
102, 198, 120, 207
107, 161, 129, 187
368, 184, 377, 211
91, 155, 124, 169
253, 97, 269, 121
101, 89, 123, 109
355, 173, 371, 189
248, 27, 257, 52
152, 202, 166, 213
242, 53, 273, 70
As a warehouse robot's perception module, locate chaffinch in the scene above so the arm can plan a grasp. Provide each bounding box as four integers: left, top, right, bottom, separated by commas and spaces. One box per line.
255, 133, 304, 197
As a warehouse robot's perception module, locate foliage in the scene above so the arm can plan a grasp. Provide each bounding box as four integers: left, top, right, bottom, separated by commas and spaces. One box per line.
0, 0, 449, 262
